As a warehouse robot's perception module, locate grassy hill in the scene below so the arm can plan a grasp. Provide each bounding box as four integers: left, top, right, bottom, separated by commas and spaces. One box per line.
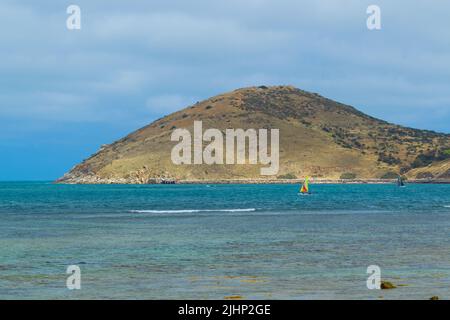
57, 86, 450, 183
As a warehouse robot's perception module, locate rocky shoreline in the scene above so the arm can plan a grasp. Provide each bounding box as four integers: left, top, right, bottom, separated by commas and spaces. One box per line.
55, 173, 450, 185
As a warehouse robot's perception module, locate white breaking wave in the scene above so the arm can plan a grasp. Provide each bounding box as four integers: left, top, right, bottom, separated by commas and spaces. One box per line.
444, 205, 450, 208
130, 208, 256, 213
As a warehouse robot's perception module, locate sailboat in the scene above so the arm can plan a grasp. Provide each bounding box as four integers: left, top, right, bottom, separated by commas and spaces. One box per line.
299, 176, 311, 195
397, 176, 405, 187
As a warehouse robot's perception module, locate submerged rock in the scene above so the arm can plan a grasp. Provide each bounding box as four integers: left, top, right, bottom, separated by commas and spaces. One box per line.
380, 281, 396, 289
224, 295, 243, 300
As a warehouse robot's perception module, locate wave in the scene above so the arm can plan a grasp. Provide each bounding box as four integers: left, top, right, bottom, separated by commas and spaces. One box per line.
444, 205, 450, 208
129, 208, 256, 213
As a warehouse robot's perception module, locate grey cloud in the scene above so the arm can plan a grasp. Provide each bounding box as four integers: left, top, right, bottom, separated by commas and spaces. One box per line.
0, 0, 449, 132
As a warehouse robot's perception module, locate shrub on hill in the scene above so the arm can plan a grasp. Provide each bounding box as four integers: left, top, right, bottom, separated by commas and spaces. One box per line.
340, 172, 357, 179
277, 173, 297, 179
378, 152, 401, 165
412, 149, 450, 168
380, 171, 398, 179
416, 172, 434, 179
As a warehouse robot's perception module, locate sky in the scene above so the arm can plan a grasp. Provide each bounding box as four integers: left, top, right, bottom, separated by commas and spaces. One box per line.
1, 0, 450, 180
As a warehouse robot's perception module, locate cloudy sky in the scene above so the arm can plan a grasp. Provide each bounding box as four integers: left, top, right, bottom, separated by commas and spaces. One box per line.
1, 0, 450, 180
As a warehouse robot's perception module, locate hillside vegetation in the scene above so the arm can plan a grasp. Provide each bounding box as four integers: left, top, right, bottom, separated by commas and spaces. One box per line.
57, 86, 450, 183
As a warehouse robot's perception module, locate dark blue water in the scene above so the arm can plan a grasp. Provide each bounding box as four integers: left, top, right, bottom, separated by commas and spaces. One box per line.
0, 182, 449, 299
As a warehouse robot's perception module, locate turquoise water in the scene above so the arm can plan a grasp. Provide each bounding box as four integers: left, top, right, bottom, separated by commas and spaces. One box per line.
0, 182, 449, 300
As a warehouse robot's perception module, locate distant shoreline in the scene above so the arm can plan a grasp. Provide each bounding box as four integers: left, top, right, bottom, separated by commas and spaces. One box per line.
178, 179, 450, 185
55, 178, 450, 185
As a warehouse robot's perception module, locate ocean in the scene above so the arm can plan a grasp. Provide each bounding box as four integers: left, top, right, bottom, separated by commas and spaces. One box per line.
0, 182, 449, 299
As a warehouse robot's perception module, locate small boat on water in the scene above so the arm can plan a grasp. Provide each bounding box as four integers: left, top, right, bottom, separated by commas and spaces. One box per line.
397, 176, 405, 187
299, 176, 311, 195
